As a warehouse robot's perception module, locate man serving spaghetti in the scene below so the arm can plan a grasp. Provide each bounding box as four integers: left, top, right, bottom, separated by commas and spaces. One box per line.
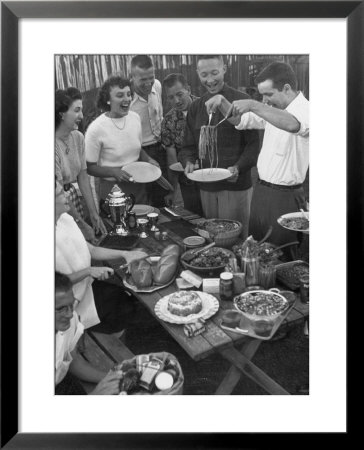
178, 55, 260, 239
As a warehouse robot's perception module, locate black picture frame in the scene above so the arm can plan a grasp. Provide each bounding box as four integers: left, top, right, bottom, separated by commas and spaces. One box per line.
1, 1, 361, 447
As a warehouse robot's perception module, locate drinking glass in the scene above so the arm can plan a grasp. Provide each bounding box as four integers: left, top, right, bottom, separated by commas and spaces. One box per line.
258, 264, 277, 289
137, 218, 149, 238
147, 212, 159, 231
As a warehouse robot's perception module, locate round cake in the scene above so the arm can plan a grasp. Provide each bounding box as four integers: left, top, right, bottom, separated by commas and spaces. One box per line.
167, 291, 203, 317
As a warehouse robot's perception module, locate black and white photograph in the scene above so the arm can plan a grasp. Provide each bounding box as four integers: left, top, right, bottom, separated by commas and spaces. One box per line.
54, 53, 310, 397
2, 0, 356, 443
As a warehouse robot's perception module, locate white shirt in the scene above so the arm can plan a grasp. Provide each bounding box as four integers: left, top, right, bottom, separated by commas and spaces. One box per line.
85, 111, 142, 169
236, 92, 309, 185
55, 311, 84, 385
56, 213, 100, 328
130, 79, 163, 146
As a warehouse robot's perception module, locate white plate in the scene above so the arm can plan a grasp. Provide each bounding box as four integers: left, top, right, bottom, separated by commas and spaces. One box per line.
169, 162, 184, 172
154, 291, 219, 324
131, 204, 154, 216
123, 161, 162, 183
277, 212, 309, 234
186, 168, 231, 183
123, 274, 176, 293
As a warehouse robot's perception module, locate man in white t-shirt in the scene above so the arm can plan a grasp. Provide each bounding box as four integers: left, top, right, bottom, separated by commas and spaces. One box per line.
205, 62, 309, 246
55, 272, 123, 395
130, 55, 172, 207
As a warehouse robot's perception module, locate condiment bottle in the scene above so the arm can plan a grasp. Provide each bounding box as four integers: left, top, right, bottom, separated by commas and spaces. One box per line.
219, 272, 234, 301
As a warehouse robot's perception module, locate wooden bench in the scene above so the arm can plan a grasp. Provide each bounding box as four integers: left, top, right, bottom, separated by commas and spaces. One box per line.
76, 330, 135, 393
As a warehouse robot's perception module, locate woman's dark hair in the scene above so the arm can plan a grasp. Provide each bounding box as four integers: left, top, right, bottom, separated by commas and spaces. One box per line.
55, 87, 82, 129
255, 62, 298, 91
163, 73, 189, 90
96, 76, 133, 111
55, 271, 72, 293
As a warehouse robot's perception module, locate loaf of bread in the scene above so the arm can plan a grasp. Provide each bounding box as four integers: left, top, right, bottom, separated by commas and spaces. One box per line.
130, 259, 153, 288
152, 245, 180, 286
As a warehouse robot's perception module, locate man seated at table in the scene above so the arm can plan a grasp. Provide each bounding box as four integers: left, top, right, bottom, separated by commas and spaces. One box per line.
205, 61, 309, 247
55, 271, 123, 395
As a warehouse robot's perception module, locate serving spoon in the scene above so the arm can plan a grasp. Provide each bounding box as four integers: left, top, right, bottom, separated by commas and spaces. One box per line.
183, 242, 215, 263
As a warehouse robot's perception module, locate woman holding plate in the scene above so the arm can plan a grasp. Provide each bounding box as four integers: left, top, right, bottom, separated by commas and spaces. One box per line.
85, 76, 159, 206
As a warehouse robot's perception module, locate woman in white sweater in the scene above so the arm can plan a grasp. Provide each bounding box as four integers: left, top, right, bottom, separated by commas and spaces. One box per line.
85, 76, 159, 206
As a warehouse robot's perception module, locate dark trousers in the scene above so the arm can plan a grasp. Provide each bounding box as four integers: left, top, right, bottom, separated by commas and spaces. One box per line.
88, 280, 138, 334
179, 175, 203, 216
142, 142, 169, 208
249, 182, 306, 247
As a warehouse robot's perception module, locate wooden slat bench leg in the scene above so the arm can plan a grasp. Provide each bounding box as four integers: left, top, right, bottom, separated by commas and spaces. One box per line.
219, 346, 291, 395
215, 339, 263, 395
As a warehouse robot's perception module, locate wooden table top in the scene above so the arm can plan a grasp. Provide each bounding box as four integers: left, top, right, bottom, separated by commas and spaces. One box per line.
105, 207, 309, 362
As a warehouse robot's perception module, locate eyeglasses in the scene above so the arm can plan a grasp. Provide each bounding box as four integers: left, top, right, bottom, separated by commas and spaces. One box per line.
55, 299, 79, 315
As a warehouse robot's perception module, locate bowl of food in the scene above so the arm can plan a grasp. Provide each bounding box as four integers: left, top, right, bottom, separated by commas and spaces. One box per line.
197, 219, 242, 247
181, 246, 235, 277
277, 212, 309, 234
233, 289, 289, 337
275, 260, 309, 290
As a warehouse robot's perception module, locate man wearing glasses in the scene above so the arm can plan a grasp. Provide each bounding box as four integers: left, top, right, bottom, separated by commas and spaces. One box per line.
55, 272, 123, 395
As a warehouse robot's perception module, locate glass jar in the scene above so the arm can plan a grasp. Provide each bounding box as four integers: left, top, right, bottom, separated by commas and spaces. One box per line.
241, 255, 260, 286
219, 272, 234, 301
258, 264, 277, 289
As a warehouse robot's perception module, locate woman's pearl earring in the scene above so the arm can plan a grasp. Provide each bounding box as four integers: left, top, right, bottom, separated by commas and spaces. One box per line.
107, 101, 110, 105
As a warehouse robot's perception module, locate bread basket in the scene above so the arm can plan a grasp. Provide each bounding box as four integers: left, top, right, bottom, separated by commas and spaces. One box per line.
197, 219, 243, 248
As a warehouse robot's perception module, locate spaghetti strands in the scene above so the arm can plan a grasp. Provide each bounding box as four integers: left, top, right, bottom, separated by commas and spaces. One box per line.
199, 125, 218, 173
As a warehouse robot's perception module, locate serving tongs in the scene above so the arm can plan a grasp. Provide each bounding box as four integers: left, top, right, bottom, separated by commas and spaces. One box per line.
215, 105, 234, 127
183, 242, 215, 263
300, 208, 309, 221
264, 240, 300, 255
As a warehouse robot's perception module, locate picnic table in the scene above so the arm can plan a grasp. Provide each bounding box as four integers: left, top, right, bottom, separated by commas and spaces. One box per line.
97, 206, 309, 395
